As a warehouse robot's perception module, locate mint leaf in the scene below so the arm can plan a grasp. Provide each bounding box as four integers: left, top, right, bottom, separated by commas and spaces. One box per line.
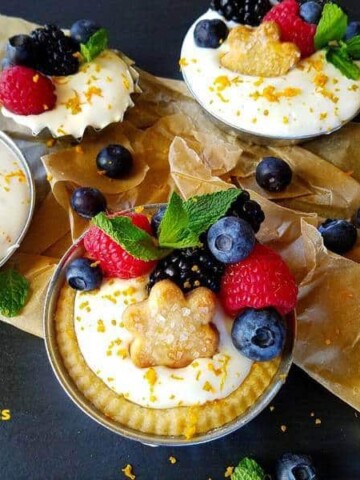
80, 28, 108, 63
326, 47, 360, 80
314, 3, 348, 50
0, 269, 30, 318
184, 189, 241, 236
345, 35, 360, 59
231, 458, 265, 480
92, 213, 171, 261
158, 192, 193, 247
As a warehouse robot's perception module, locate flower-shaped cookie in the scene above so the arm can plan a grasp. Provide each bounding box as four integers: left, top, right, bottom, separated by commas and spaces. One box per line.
221, 21, 300, 77
123, 280, 219, 369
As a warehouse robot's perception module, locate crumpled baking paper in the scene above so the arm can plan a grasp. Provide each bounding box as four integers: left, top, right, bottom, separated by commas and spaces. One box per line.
1, 14, 360, 412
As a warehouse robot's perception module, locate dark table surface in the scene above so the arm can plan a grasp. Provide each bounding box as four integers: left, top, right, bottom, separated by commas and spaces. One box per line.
1, 1, 360, 479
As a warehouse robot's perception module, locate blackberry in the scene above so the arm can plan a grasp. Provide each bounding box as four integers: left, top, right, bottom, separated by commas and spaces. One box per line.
31, 24, 79, 76
210, 0, 272, 26
227, 190, 265, 233
148, 246, 225, 293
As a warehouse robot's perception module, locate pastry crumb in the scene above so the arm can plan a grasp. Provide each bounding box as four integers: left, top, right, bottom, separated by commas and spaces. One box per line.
270, 406, 275, 412
121, 464, 136, 479
280, 425, 287, 433
224, 466, 234, 477
315, 418, 322, 425
169, 456, 177, 464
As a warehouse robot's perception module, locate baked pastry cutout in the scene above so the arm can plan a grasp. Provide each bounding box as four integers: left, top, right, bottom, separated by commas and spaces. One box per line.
123, 280, 219, 369
220, 22, 300, 77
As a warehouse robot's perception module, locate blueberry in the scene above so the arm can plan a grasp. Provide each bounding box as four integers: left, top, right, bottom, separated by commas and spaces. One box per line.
151, 205, 166, 236
276, 453, 318, 480
256, 157, 293, 192
207, 216, 255, 264
96, 144, 133, 179
66, 258, 103, 291
71, 187, 107, 219
344, 21, 360, 41
194, 19, 229, 49
299, 2, 323, 24
318, 219, 357, 255
70, 19, 101, 44
231, 308, 286, 361
6, 34, 36, 67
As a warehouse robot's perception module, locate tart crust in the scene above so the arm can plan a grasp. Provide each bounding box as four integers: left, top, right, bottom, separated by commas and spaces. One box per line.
55, 283, 281, 439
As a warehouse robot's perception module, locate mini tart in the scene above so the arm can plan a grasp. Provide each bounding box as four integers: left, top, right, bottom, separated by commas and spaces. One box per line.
55, 283, 282, 439
1, 50, 140, 139
181, 10, 360, 139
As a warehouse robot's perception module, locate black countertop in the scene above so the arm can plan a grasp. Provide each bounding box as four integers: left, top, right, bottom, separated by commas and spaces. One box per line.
1, 1, 360, 479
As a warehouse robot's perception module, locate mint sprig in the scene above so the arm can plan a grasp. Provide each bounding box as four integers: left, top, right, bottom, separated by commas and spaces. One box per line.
231, 458, 265, 480
0, 269, 30, 318
80, 28, 108, 63
314, 3, 348, 50
92, 213, 171, 261
92, 189, 242, 261
158, 190, 241, 248
345, 35, 360, 60
326, 47, 360, 80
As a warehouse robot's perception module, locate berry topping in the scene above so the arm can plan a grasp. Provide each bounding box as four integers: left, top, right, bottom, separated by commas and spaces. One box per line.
300, 1, 323, 24
96, 144, 133, 179
148, 246, 225, 293
0, 66, 56, 115
227, 190, 265, 233
84, 213, 157, 279
220, 243, 298, 316
210, 0, 272, 27
264, 0, 317, 58
207, 216, 255, 263
255, 157, 293, 192
194, 19, 229, 49
151, 205, 166, 236
66, 258, 103, 291
231, 308, 286, 361
71, 187, 107, 219
276, 453, 318, 480
6, 35, 36, 68
318, 219, 357, 255
30, 24, 79, 76
344, 21, 360, 41
70, 19, 101, 45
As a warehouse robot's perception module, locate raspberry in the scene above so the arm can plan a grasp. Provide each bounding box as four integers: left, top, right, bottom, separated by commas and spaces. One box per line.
263, 0, 317, 58
0, 66, 56, 115
220, 244, 298, 316
84, 213, 157, 279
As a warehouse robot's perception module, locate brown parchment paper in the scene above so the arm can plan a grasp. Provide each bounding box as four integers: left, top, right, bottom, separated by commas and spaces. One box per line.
1, 14, 360, 411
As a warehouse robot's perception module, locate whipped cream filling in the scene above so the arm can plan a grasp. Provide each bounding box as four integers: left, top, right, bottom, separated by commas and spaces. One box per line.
181, 10, 360, 138
74, 276, 253, 409
0, 141, 31, 262
2, 50, 138, 138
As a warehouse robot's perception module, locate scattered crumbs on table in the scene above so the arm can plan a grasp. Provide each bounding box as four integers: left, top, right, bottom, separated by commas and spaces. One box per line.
224, 466, 234, 477
310, 412, 315, 417
121, 464, 136, 479
269, 405, 275, 412
315, 418, 322, 425
169, 456, 177, 464
280, 425, 287, 433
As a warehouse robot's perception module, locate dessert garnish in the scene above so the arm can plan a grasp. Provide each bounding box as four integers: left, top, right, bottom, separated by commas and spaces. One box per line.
96, 144, 134, 179
66, 258, 103, 292
71, 187, 107, 219
300, 1, 323, 25
220, 21, 300, 77
194, 19, 229, 48
231, 457, 265, 480
318, 219, 358, 255
255, 157, 293, 193
220, 244, 298, 316
231, 308, 286, 361
0, 66, 56, 115
123, 279, 219, 368
210, 0, 272, 27
0, 269, 29, 318
276, 453, 318, 480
